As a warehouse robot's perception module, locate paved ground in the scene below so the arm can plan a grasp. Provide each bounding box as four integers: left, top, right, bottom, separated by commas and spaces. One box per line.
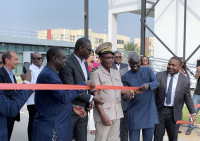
11, 105, 200, 141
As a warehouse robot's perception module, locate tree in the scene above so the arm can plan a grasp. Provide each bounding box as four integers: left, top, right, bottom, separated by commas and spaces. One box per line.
124, 42, 139, 51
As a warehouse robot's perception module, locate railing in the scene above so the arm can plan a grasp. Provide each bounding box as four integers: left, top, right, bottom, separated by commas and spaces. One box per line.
117, 50, 197, 89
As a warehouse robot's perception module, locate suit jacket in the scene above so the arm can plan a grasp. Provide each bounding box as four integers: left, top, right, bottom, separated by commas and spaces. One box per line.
154, 71, 195, 122
33, 66, 85, 141
0, 90, 32, 141
122, 67, 159, 130
112, 62, 128, 70
0, 67, 20, 123
120, 67, 129, 111
59, 54, 91, 108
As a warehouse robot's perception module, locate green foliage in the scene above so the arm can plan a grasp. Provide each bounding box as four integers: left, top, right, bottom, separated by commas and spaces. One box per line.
124, 42, 139, 51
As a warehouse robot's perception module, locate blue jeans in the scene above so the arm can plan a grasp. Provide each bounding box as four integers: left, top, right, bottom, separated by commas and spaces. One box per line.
188, 94, 200, 129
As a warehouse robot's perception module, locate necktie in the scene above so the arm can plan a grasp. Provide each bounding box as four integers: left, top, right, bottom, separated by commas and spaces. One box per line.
166, 75, 174, 105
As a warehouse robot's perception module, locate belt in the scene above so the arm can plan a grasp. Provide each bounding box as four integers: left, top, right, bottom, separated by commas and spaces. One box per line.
163, 106, 173, 109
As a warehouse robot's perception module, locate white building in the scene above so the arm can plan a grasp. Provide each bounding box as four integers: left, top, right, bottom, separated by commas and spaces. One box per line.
108, 0, 200, 64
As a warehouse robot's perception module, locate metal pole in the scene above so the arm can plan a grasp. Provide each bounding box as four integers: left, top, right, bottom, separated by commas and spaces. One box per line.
140, 0, 146, 56
183, 0, 187, 59
84, 0, 89, 39
186, 45, 200, 62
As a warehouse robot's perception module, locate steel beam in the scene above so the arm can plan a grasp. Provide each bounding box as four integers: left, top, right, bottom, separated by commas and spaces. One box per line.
84, 0, 89, 39
183, 0, 187, 59
186, 45, 200, 62
140, 0, 146, 56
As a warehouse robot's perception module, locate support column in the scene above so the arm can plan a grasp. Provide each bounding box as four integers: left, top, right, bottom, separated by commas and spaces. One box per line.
108, 12, 117, 51
140, 0, 146, 56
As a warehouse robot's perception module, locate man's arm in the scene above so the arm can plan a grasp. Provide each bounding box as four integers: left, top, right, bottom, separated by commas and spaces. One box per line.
147, 67, 158, 90
184, 81, 196, 115
0, 90, 33, 117
194, 66, 200, 79
59, 62, 91, 103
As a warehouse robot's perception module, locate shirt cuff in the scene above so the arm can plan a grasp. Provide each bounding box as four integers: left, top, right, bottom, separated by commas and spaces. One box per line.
23, 80, 31, 84
191, 113, 196, 115
89, 95, 93, 102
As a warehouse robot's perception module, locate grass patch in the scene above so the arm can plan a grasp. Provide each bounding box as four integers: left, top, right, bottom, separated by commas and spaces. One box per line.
182, 106, 200, 124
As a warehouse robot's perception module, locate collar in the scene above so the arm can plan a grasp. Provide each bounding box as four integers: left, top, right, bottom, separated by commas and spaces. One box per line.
100, 64, 111, 75
168, 72, 180, 79
3, 66, 13, 75
73, 53, 86, 63
31, 63, 41, 69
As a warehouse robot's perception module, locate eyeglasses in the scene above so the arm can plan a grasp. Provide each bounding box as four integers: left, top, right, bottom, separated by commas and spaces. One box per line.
84, 47, 92, 53
101, 56, 114, 60
115, 56, 122, 59
33, 57, 43, 60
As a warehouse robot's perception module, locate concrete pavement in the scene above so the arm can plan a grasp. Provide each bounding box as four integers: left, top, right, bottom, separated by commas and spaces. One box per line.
11, 105, 200, 141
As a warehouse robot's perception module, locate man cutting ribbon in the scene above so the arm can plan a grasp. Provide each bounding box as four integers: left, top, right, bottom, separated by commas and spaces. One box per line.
122, 53, 159, 141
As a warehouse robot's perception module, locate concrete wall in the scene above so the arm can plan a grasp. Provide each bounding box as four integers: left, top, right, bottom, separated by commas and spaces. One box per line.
154, 0, 200, 64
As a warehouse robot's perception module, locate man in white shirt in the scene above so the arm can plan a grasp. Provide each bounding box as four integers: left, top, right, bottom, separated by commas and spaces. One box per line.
26, 52, 43, 141
154, 56, 196, 141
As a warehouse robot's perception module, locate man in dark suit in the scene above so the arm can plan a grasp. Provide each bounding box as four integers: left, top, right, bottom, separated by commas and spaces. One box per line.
154, 56, 196, 141
112, 51, 128, 71
59, 38, 104, 141
0, 72, 33, 141
0, 51, 20, 141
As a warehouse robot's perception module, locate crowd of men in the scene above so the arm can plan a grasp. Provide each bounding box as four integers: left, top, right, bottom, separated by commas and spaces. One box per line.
0, 37, 199, 141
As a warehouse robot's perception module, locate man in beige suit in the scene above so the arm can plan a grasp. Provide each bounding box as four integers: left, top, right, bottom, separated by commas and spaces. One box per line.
90, 42, 133, 141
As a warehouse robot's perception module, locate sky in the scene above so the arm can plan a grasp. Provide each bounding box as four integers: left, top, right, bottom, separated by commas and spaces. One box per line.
0, 0, 154, 42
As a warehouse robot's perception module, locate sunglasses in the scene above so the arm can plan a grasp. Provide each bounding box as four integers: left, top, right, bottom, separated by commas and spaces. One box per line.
33, 57, 43, 60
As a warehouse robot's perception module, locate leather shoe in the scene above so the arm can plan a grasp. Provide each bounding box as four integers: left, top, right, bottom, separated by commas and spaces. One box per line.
185, 128, 192, 135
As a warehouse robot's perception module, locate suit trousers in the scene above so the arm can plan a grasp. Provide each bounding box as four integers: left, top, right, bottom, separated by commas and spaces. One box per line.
120, 108, 128, 141
95, 119, 120, 141
154, 107, 180, 141
27, 105, 37, 141
7, 120, 15, 141
72, 111, 88, 141
129, 127, 154, 141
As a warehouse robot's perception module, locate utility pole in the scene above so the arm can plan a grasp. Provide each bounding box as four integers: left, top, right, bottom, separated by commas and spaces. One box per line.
140, 0, 146, 56
84, 0, 89, 39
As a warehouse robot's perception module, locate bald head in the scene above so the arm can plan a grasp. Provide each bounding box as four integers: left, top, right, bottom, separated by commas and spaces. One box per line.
128, 53, 140, 72
128, 53, 140, 62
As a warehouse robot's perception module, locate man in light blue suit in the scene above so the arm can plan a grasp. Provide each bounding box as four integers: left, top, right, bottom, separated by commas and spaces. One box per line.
122, 53, 159, 141
32, 47, 103, 141
0, 72, 33, 141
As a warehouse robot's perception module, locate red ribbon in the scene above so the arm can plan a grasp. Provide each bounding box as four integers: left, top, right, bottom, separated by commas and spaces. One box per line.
176, 104, 200, 124
0, 83, 139, 90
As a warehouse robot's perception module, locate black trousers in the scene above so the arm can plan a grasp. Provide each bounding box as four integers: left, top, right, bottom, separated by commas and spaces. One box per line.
7, 120, 15, 141
72, 111, 88, 141
27, 105, 37, 141
120, 108, 129, 141
154, 107, 180, 141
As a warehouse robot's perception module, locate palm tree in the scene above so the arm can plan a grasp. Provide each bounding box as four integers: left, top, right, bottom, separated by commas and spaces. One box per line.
124, 42, 139, 51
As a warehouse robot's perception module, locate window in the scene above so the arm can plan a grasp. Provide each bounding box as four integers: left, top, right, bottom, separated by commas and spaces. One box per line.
94, 38, 98, 43
117, 40, 124, 44
70, 35, 75, 41
99, 39, 103, 43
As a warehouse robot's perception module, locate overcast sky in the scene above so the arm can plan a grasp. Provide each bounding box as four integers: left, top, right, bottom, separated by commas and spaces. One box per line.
0, 0, 154, 42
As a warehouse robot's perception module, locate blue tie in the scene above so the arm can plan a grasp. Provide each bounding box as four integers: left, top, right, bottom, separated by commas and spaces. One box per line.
166, 75, 174, 105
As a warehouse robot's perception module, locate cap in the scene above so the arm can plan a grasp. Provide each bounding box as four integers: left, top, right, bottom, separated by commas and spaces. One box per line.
95, 42, 114, 56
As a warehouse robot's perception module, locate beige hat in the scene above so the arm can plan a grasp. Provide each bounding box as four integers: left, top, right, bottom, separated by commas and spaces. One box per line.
95, 42, 114, 56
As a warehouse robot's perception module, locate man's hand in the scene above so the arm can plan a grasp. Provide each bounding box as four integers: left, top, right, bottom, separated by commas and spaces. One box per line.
87, 101, 94, 110
138, 83, 149, 91
135, 89, 143, 94
93, 96, 105, 105
20, 70, 31, 82
191, 115, 196, 123
197, 66, 200, 72
84, 80, 95, 89
101, 114, 111, 126
73, 105, 87, 118
123, 93, 134, 100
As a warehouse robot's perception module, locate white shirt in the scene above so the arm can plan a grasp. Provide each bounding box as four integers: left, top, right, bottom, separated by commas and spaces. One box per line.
116, 64, 120, 70
164, 73, 179, 106
27, 64, 44, 105
73, 53, 93, 102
